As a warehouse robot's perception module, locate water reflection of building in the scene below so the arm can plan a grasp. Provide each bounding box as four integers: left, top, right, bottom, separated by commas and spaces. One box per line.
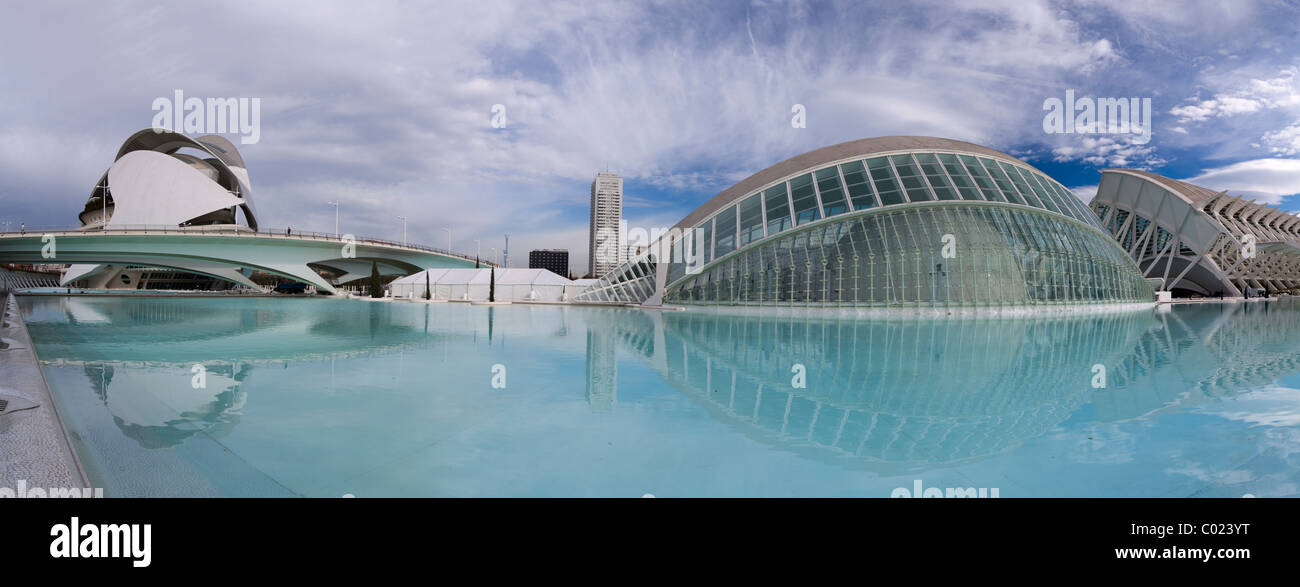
83, 362, 249, 449
585, 327, 617, 411
28, 297, 440, 363
582, 298, 1300, 472
1094, 299, 1300, 421
584, 306, 1152, 471
28, 297, 457, 449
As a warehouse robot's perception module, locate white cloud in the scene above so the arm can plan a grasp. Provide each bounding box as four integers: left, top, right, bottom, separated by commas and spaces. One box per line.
1170, 68, 1299, 123
1050, 135, 1166, 169
1183, 158, 1300, 205
1069, 185, 1098, 202
1261, 122, 1300, 156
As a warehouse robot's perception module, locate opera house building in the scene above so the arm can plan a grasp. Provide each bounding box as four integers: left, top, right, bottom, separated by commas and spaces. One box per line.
578, 136, 1154, 309
0, 128, 479, 293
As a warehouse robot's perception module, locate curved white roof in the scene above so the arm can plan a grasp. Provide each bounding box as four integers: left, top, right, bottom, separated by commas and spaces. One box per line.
104, 128, 258, 228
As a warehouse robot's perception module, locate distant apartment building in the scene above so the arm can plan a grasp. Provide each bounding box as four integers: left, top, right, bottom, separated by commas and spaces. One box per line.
589, 171, 623, 277
529, 249, 570, 278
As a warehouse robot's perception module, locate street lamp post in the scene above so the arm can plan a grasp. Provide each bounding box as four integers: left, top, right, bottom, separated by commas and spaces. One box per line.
490, 248, 496, 267
475, 240, 481, 260
397, 216, 407, 246
326, 201, 339, 237
98, 181, 107, 230
441, 227, 451, 254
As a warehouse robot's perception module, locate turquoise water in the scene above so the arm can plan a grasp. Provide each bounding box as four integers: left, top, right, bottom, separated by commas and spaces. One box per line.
17, 296, 1300, 497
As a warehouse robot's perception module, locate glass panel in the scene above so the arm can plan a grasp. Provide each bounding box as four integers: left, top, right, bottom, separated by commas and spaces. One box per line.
867, 157, 905, 205
891, 154, 932, 202
789, 174, 821, 225
738, 193, 765, 247
914, 152, 944, 177
714, 205, 738, 258
840, 161, 877, 210
667, 237, 684, 284
958, 155, 1004, 201
915, 153, 959, 200
763, 183, 792, 235
1005, 164, 1054, 212
814, 166, 849, 217
1094, 203, 1110, 220
1049, 180, 1092, 225
978, 158, 1025, 205
1030, 171, 1073, 217
938, 153, 982, 200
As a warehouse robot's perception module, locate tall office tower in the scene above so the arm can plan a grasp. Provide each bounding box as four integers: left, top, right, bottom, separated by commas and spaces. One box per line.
588, 171, 623, 277
529, 249, 570, 278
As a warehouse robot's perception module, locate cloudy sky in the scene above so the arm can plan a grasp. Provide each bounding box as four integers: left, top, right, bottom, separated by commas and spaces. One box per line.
1, 0, 1298, 275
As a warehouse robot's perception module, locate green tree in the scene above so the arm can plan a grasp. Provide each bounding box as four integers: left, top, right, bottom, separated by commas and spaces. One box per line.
489, 266, 496, 302
423, 271, 431, 300
369, 261, 382, 298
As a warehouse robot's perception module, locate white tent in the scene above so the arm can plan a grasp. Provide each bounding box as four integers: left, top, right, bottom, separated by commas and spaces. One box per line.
389, 268, 583, 302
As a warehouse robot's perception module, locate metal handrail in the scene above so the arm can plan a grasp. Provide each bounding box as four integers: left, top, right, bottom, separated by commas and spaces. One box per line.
0, 225, 492, 265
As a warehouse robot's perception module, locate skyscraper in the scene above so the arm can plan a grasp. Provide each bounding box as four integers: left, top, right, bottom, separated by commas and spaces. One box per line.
588, 171, 623, 277
529, 249, 570, 278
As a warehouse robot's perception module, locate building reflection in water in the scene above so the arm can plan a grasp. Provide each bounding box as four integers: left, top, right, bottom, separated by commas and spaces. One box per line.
1094, 301, 1300, 421
82, 362, 249, 448
585, 327, 617, 411
29, 297, 438, 450
600, 309, 1151, 472
586, 300, 1300, 472
29, 295, 1300, 473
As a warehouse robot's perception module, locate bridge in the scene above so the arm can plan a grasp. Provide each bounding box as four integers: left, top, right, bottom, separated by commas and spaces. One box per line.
0, 225, 487, 294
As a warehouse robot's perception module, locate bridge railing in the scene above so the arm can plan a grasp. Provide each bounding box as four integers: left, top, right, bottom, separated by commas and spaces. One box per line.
0, 225, 491, 265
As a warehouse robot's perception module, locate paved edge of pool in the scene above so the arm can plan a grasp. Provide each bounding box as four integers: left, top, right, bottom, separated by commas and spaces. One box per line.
0, 293, 91, 494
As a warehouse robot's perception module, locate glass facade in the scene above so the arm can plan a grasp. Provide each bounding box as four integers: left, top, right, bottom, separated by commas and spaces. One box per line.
763, 183, 792, 234
789, 173, 820, 225
665, 203, 1150, 307
576, 146, 1153, 307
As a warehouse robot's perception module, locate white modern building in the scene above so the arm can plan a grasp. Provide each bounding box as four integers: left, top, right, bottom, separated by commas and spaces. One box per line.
67, 129, 261, 289
1090, 169, 1300, 297
577, 136, 1153, 308
0, 128, 480, 293
589, 171, 624, 277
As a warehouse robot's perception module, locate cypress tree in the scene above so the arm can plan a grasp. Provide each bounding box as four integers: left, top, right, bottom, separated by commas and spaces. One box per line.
369, 261, 382, 298
424, 271, 431, 300
489, 266, 496, 302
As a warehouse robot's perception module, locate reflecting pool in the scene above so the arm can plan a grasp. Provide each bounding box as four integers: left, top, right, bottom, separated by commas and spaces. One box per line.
17, 296, 1300, 497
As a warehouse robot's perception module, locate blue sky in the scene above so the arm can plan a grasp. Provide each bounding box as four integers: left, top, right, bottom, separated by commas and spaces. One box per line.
1, 0, 1298, 274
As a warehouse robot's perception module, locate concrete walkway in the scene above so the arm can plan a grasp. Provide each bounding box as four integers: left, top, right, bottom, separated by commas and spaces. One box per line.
0, 293, 88, 494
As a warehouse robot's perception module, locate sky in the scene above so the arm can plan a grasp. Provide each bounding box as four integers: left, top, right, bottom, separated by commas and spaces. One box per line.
1, 0, 1299, 276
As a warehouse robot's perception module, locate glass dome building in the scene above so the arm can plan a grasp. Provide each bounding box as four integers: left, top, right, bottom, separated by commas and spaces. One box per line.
577, 136, 1153, 309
